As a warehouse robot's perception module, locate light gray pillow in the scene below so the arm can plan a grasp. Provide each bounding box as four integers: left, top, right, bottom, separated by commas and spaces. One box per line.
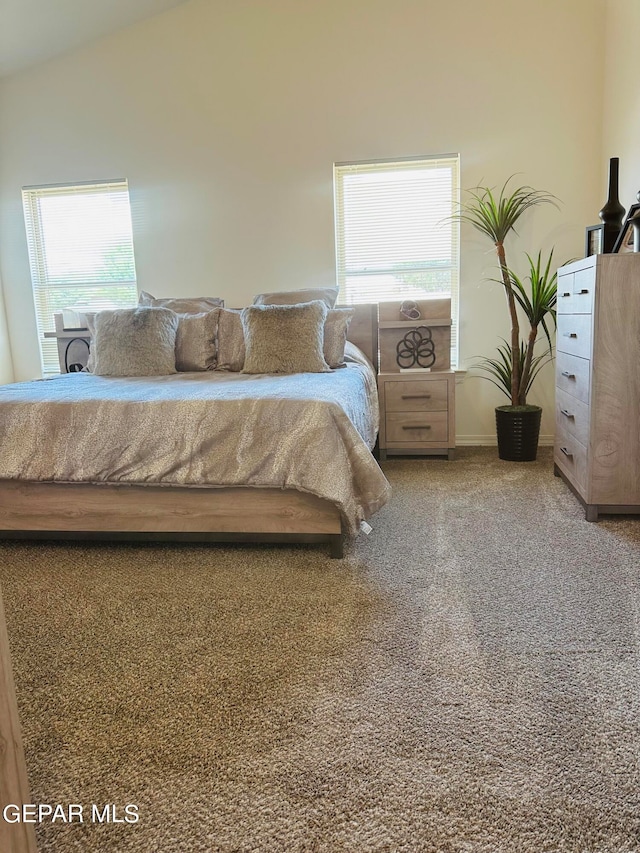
324, 307, 354, 368
252, 287, 338, 309
83, 312, 98, 372
139, 291, 224, 313
91, 307, 179, 376
215, 308, 246, 372
241, 301, 330, 375
175, 309, 219, 371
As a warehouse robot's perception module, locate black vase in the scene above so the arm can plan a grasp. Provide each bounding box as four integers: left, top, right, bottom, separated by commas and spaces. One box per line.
599, 158, 625, 252
495, 406, 542, 462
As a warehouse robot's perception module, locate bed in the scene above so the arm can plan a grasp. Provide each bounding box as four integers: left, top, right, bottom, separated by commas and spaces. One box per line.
0, 304, 389, 557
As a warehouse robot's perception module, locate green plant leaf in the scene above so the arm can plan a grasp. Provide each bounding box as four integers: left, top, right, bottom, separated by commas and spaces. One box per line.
471, 339, 553, 401
453, 177, 558, 245
509, 250, 558, 354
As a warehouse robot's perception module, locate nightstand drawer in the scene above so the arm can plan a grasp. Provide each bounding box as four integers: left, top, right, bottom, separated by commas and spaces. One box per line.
384, 379, 449, 412
386, 410, 448, 443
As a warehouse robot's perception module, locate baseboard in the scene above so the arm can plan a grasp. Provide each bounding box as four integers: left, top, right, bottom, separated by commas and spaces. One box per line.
456, 434, 555, 447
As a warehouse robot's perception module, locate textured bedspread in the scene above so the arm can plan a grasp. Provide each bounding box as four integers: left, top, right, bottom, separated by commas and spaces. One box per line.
0, 348, 390, 532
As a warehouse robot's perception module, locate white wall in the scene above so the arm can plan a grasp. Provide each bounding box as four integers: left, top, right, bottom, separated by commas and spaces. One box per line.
602, 0, 640, 209
0, 0, 605, 442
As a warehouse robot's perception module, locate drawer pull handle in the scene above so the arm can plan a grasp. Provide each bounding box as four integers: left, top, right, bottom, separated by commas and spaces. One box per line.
563, 332, 578, 338
560, 409, 574, 419
560, 447, 573, 458
579, 289, 589, 295
402, 424, 431, 430
401, 394, 431, 400
561, 292, 571, 297
561, 371, 576, 379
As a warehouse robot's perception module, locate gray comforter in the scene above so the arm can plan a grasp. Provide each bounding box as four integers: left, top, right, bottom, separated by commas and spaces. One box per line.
0, 346, 390, 533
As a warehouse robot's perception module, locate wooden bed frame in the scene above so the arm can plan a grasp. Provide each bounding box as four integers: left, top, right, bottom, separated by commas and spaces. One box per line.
0, 304, 379, 559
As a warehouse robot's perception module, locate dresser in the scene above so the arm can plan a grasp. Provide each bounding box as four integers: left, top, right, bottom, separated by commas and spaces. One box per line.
554, 253, 640, 520
377, 298, 455, 460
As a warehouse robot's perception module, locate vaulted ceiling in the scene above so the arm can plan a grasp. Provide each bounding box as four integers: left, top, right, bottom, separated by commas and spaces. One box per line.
0, 0, 191, 77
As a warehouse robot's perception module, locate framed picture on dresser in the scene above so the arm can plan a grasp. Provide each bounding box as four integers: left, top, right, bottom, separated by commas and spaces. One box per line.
585, 224, 604, 257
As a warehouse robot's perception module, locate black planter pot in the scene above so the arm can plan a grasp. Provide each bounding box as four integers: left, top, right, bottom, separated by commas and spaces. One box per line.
495, 405, 542, 462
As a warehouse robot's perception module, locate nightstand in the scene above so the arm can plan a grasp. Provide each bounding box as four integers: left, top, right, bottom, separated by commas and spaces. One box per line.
376, 298, 455, 460
378, 371, 455, 460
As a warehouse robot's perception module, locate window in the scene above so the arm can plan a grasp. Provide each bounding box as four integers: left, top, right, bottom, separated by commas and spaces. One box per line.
334, 155, 460, 365
22, 179, 138, 374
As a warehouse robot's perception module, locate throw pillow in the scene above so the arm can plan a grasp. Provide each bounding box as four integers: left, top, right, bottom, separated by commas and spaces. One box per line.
324, 307, 354, 368
241, 301, 330, 374
215, 308, 246, 372
84, 311, 98, 372
139, 291, 224, 313
252, 286, 338, 309
91, 307, 179, 376
175, 309, 219, 371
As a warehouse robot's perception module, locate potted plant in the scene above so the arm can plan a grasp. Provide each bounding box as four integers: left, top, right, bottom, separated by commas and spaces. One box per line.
456, 179, 559, 461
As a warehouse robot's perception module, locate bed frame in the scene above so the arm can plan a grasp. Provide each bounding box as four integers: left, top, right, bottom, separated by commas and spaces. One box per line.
0, 304, 379, 559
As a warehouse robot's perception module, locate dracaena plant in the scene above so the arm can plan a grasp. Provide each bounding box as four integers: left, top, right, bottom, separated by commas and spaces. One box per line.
474, 340, 553, 402
456, 179, 559, 406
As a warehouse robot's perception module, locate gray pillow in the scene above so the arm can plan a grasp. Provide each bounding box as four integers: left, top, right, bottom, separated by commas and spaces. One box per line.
175, 309, 219, 371
91, 307, 179, 376
215, 308, 246, 372
139, 291, 224, 313
241, 301, 330, 375
83, 311, 98, 372
324, 307, 354, 368
252, 287, 338, 309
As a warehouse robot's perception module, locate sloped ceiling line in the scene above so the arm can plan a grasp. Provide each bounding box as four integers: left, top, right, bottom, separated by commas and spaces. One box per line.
0, 0, 191, 78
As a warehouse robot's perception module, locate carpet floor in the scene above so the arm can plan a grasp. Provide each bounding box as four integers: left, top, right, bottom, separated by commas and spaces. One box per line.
1, 447, 640, 852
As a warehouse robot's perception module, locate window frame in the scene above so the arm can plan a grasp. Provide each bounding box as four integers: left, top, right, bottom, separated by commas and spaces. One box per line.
333, 154, 460, 367
22, 178, 138, 374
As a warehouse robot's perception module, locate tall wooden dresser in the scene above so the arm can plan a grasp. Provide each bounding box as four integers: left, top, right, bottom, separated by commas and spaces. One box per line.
554, 253, 640, 520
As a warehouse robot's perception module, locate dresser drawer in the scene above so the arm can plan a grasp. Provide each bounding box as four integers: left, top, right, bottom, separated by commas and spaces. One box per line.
386, 410, 448, 444
556, 313, 593, 359
556, 351, 590, 405
556, 387, 590, 447
557, 284, 577, 314
383, 379, 449, 412
572, 267, 596, 313
557, 267, 595, 315
555, 428, 588, 492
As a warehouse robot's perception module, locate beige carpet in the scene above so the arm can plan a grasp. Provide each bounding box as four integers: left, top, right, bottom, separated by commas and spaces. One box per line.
1, 447, 640, 852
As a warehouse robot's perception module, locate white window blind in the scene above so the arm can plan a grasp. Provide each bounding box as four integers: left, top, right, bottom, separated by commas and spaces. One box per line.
334, 155, 460, 365
22, 179, 138, 374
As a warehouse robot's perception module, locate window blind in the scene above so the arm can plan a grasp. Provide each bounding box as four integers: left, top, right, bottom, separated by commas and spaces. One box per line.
334, 155, 460, 365
22, 179, 138, 374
